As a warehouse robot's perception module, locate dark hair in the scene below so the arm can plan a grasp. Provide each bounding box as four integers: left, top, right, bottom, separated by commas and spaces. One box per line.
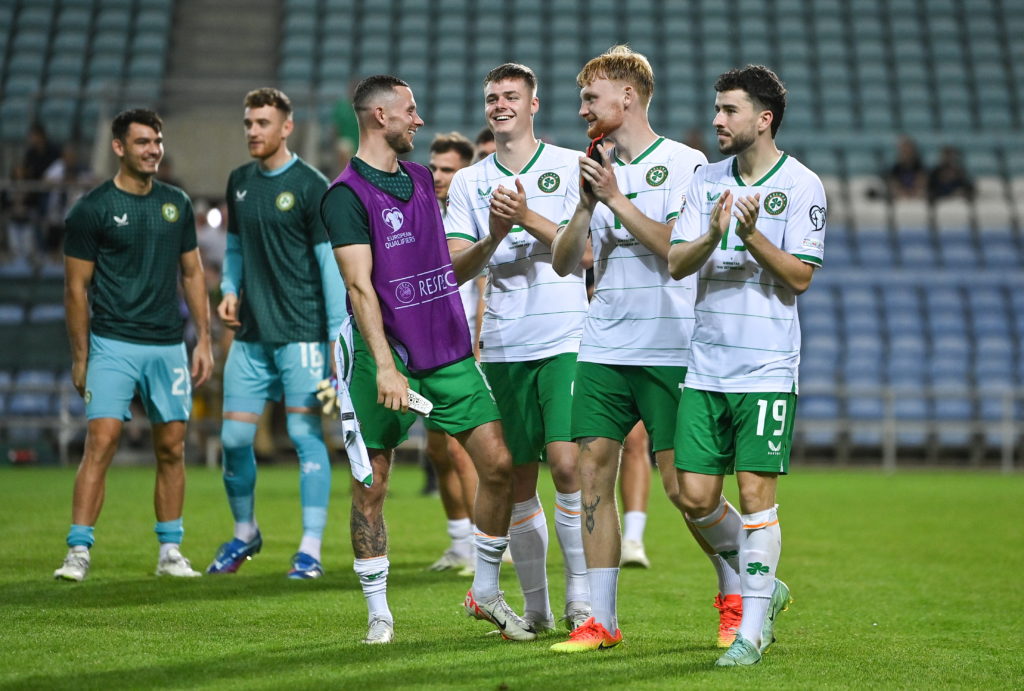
352, 75, 410, 111
430, 132, 474, 164
111, 108, 163, 141
244, 87, 293, 116
483, 63, 537, 94
475, 127, 494, 146
714, 65, 787, 137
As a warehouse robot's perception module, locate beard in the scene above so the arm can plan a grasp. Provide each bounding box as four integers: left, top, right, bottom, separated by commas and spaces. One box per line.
385, 129, 414, 154
718, 127, 756, 155
585, 109, 623, 140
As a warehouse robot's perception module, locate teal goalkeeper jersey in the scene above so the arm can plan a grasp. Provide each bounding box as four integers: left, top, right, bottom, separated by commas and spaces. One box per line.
64, 179, 196, 345
226, 156, 333, 344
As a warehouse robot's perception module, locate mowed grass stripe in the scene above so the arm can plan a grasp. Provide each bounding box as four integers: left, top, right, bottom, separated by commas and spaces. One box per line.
0, 465, 1021, 688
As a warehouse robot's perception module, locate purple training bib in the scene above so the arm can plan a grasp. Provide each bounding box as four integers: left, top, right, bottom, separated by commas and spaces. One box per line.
330, 161, 471, 372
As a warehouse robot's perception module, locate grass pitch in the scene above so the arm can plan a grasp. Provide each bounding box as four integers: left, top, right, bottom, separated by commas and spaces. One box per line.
1, 463, 1021, 689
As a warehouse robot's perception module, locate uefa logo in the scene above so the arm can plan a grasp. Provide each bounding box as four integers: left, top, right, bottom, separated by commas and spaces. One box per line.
395, 281, 415, 303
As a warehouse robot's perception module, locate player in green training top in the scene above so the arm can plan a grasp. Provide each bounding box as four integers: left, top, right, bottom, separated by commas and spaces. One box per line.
206, 88, 346, 579
55, 108, 214, 582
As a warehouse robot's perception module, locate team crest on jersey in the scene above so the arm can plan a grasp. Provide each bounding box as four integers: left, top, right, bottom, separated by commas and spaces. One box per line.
161, 203, 179, 222
537, 172, 560, 193
275, 191, 296, 211
764, 191, 788, 215
645, 165, 668, 187
809, 205, 827, 230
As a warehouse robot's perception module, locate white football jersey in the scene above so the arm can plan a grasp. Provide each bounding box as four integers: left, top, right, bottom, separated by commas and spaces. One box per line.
445, 142, 587, 362
582, 137, 707, 366
671, 153, 827, 393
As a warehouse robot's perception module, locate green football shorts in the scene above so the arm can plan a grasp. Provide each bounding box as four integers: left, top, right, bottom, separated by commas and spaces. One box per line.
350, 331, 501, 450
674, 388, 796, 475
570, 361, 686, 452
482, 352, 577, 465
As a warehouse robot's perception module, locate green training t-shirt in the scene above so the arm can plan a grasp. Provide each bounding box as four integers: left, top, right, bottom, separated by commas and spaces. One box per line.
321, 157, 413, 247
64, 179, 196, 345
226, 156, 332, 344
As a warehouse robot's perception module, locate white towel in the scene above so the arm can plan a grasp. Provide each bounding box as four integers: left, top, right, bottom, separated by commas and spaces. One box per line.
334, 317, 373, 487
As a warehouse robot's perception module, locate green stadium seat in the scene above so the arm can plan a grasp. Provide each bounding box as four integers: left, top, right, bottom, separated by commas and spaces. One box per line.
128, 55, 165, 80
51, 31, 89, 54
16, 7, 55, 31
130, 33, 168, 59
281, 56, 314, 83
282, 35, 315, 60
96, 9, 132, 32
92, 30, 129, 56
135, 9, 172, 33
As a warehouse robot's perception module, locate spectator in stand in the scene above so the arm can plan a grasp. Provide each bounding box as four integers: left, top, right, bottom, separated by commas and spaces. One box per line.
887, 135, 927, 200
43, 143, 94, 255
928, 146, 974, 202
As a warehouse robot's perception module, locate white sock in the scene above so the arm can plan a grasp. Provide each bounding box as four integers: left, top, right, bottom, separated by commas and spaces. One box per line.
353, 556, 392, 623
686, 496, 742, 573
588, 567, 620, 631
298, 536, 322, 562
509, 495, 550, 620
737, 505, 782, 646
622, 511, 647, 543
554, 491, 589, 604
159, 543, 178, 560
472, 532, 508, 601
70, 545, 89, 555
448, 517, 473, 556
709, 553, 741, 596
234, 521, 258, 543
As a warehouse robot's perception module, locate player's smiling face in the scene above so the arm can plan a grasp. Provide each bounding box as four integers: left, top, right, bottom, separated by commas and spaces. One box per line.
383, 86, 424, 154
113, 123, 163, 177
244, 105, 292, 161
579, 78, 626, 139
713, 89, 761, 155
484, 78, 538, 137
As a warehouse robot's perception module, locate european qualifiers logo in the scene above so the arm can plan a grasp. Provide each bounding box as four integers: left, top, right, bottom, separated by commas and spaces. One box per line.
381, 207, 416, 249
275, 191, 296, 211
537, 172, 560, 193
161, 203, 179, 222
763, 191, 788, 215
809, 205, 827, 231
645, 165, 668, 187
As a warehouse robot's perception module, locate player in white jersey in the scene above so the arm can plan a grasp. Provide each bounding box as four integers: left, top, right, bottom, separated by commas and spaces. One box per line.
668, 65, 824, 667
447, 63, 592, 633
549, 45, 728, 653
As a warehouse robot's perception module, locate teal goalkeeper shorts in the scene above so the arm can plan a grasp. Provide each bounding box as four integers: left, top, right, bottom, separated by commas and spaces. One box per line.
223, 339, 330, 413
84, 333, 192, 423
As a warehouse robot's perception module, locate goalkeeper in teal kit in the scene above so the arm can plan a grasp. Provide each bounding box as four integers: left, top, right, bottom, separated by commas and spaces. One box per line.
206, 88, 346, 579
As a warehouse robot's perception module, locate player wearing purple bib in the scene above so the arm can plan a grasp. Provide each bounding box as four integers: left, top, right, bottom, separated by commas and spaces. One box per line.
322, 75, 535, 645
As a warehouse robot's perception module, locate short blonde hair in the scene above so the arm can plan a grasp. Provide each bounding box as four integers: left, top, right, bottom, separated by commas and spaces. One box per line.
577, 45, 655, 107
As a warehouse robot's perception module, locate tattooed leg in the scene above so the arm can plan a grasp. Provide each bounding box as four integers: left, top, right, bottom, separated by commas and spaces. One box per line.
350, 449, 393, 558
576, 435, 623, 568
